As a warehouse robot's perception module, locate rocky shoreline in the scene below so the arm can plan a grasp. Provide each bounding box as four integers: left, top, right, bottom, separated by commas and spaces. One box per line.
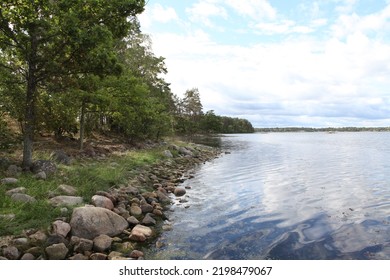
0, 143, 221, 260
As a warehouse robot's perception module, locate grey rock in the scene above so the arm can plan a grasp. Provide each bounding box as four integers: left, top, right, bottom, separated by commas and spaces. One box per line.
163, 150, 174, 158
57, 184, 77, 196
69, 253, 89, 260
0, 157, 11, 169
49, 196, 83, 207
173, 188, 186, 197
35, 171, 47, 180
130, 205, 142, 217
52, 220, 71, 237
127, 216, 140, 226
70, 206, 128, 240
93, 234, 112, 252
1, 177, 18, 184
140, 203, 154, 214
12, 237, 29, 250
156, 190, 171, 203
179, 147, 193, 157
92, 195, 114, 210
108, 251, 127, 260
3, 246, 20, 260
71, 237, 94, 253
46, 234, 69, 247
29, 231, 48, 246
142, 213, 156, 226
21, 253, 35, 260
51, 150, 72, 165
130, 250, 144, 259
5, 187, 26, 196
25, 247, 44, 258
31, 160, 57, 175
90, 252, 107, 260
6, 165, 21, 177
11, 193, 36, 203
45, 243, 69, 260
129, 225, 153, 242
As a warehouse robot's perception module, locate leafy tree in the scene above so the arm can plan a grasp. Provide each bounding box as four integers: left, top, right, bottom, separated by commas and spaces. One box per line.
0, 0, 145, 167
200, 110, 222, 133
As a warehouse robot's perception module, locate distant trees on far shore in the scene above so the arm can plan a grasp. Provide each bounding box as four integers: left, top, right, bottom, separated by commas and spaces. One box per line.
255, 127, 390, 133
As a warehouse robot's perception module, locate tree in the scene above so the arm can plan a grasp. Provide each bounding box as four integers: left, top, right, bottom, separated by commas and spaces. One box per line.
0, 0, 145, 167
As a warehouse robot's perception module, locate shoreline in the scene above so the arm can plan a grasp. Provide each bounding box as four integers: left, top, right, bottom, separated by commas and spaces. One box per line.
0, 140, 222, 260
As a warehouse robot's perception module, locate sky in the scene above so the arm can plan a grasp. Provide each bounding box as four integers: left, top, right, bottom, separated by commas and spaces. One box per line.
139, 0, 390, 128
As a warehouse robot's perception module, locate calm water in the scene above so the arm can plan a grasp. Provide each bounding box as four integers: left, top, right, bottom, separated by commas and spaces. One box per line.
147, 132, 390, 260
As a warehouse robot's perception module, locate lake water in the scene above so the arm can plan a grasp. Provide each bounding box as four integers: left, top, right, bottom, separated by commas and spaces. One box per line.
147, 132, 390, 260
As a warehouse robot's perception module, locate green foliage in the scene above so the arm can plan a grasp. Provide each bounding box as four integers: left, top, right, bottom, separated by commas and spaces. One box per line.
39, 91, 80, 138
173, 89, 255, 135
0, 0, 146, 166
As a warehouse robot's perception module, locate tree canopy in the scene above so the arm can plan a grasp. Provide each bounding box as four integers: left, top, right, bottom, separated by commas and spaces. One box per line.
0, 1, 255, 165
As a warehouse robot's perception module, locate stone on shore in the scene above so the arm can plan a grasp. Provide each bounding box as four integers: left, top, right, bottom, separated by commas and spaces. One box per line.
70, 206, 128, 240
92, 195, 114, 210
11, 193, 36, 203
2, 246, 20, 260
49, 196, 83, 207
45, 243, 69, 260
57, 184, 77, 196
1, 178, 18, 185
71, 237, 94, 253
5, 187, 26, 196
35, 171, 47, 180
173, 187, 186, 197
129, 225, 153, 242
52, 220, 71, 238
130, 205, 142, 217
93, 234, 112, 252
163, 150, 173, 158
142, 213, 156, 226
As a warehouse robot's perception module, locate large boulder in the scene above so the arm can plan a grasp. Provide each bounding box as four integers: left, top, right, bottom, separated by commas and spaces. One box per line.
70, 206, 128, 240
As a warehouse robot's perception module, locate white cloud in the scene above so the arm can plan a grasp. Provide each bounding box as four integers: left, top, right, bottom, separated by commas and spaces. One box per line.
186, 0, 228, 28
139, 4, 179, 29
142, 1, 390, 127
225, 0, 277, 20
254, 20, 314, 34
331, 4, 390, 38
333, 0, 358, 13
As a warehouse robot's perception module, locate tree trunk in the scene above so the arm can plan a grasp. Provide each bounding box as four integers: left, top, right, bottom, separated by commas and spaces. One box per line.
22, 74, 37, 168
79, 99, 86, 150
22, 28, 38, 169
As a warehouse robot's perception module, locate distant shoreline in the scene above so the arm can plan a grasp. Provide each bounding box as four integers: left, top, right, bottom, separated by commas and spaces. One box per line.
255, 127, 390, 133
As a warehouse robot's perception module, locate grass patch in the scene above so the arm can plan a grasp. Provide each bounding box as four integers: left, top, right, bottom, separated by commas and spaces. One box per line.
0, 147, 165, 236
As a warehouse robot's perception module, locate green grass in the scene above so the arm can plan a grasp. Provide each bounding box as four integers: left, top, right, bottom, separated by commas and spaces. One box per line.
0, 147, 165, 236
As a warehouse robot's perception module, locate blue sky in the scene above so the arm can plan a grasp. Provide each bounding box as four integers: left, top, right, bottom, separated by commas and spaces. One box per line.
139, 0, 390, 128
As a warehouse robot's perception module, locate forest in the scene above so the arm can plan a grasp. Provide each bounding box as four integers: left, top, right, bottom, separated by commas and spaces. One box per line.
0, 0, 254, 167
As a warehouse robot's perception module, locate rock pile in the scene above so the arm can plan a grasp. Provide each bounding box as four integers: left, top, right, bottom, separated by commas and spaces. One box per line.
0, 144, 220, 260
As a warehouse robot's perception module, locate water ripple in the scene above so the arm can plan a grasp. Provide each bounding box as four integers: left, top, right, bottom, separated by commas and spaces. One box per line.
147, 132, 390, 260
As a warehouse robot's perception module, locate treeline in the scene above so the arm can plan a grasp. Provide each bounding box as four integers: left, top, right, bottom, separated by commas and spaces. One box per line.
0, 0, 253, 167
255, 127, 390, 133
173, 88, 255, 135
